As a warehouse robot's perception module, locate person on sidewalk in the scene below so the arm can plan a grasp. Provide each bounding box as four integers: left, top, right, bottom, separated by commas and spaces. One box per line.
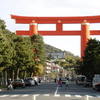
65, 79, 70, 89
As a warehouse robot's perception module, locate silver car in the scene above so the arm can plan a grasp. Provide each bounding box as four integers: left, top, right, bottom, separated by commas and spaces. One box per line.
61, 79, 67, 84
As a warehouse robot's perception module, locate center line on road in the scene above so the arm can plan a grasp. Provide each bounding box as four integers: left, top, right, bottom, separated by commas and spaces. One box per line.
54, 86, 60, 97
54, 86, 58, 95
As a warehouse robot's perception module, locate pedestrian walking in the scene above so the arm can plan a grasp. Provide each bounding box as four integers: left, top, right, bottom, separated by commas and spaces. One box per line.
65, 79, 70, 89
54, 78, 57, 83
38, 78, 41, 84
58, 78, 62, 88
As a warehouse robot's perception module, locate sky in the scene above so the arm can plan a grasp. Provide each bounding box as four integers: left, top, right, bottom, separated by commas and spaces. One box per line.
0, 0, 100, 57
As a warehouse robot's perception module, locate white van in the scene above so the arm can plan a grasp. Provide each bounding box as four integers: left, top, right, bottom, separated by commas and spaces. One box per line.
76, 75, 86, 85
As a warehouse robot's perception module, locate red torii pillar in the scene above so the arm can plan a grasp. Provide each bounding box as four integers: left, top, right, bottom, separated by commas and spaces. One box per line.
81, 21, 90, 57
11, 15, 100, 58
29, 22, 38, 36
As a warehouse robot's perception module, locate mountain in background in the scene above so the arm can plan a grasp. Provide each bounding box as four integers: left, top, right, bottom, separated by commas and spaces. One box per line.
45, 44, 79, 58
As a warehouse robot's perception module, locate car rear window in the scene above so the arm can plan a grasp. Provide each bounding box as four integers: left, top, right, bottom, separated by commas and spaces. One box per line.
14, 80, 22, 82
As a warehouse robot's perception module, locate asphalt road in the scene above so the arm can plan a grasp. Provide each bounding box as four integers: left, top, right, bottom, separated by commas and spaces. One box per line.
0, 81, 100, 100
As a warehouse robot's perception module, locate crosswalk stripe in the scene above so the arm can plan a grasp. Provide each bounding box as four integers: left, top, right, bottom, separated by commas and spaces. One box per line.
65, 94, 71, 97
21, 94, 29, 97
43, 94, 50, 96
10, 95, 19, 97
97, 95, 100, 98
85, 95, 93, 98
54, 94, 60, 97
75, 95, 82, 97
33, 94, 40, 100
0, 95, 9, 97
0, 94, 100, 98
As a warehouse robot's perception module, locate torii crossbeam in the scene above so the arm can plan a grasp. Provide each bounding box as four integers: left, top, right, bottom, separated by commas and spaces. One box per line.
11, 14, 100, 58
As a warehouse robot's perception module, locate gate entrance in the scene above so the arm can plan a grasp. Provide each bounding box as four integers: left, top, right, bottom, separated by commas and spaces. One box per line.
11, 15, 100, 57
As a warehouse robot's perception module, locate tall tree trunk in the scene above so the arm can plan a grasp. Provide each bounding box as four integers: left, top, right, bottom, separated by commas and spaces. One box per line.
23, 70, 26, 80
4, 70, 7, 85
16, 68, 19, 79
12, 70, 14, 82
30, 72, 33, 77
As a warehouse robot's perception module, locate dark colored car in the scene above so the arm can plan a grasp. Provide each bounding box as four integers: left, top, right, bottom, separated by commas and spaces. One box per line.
84, 78, 92, 87
13, 79, 25, 88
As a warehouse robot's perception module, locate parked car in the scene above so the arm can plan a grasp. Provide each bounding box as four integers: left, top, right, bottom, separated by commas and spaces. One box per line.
61, 79, 67, 84
25, 77, 33, 80
92, 74, 100, 91
84, 78, 92, 87
24, 79, 35, 86
13, 79, 25, 88
76, 75, 86, 85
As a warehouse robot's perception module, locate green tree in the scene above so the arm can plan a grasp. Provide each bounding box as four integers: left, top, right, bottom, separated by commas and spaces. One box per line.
81, 38, 100, 78
5, 33, 17, 81
23, 37, 34, 78
13, 36, 34, 79
94, 55, 100, 74
31, 34, 46, 76
0, 32, 14, 84
0, 19, 6, 33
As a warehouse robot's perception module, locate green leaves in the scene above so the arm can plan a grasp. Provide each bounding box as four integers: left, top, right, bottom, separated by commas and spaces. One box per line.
31, 34, 46, 66
0, 19, 6, 30
78, 38, 100, 78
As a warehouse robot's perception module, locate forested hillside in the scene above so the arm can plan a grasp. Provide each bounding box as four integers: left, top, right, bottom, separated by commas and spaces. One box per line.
45, 44, 79, 58
45, 44, 62, 52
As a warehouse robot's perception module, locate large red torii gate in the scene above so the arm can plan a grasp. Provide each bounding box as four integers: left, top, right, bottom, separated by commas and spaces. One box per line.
11, 15, 100, 58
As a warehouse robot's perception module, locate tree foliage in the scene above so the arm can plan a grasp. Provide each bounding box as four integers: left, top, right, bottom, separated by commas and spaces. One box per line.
0, 32, 46, 81
0, 19, 6, 31
31, 34, 46, 66
76, 38, 100, 79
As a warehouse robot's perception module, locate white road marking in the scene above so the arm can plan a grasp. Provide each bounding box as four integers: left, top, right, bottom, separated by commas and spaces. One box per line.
43, 94, 50, 96
87, 95, 93, 98
54, 94, 60, 97
0, 95, 9, 97
85, 95, 93, 100
33, 94, 39, 100
21, 94, 29, 97
10, 95, 19, 97
97, 95, 100, 98
54, 86, 58, 95
75, 95, 82, 97
0, 93, 100, 99
65, 94, 71, 97
54, 86, 60, 97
